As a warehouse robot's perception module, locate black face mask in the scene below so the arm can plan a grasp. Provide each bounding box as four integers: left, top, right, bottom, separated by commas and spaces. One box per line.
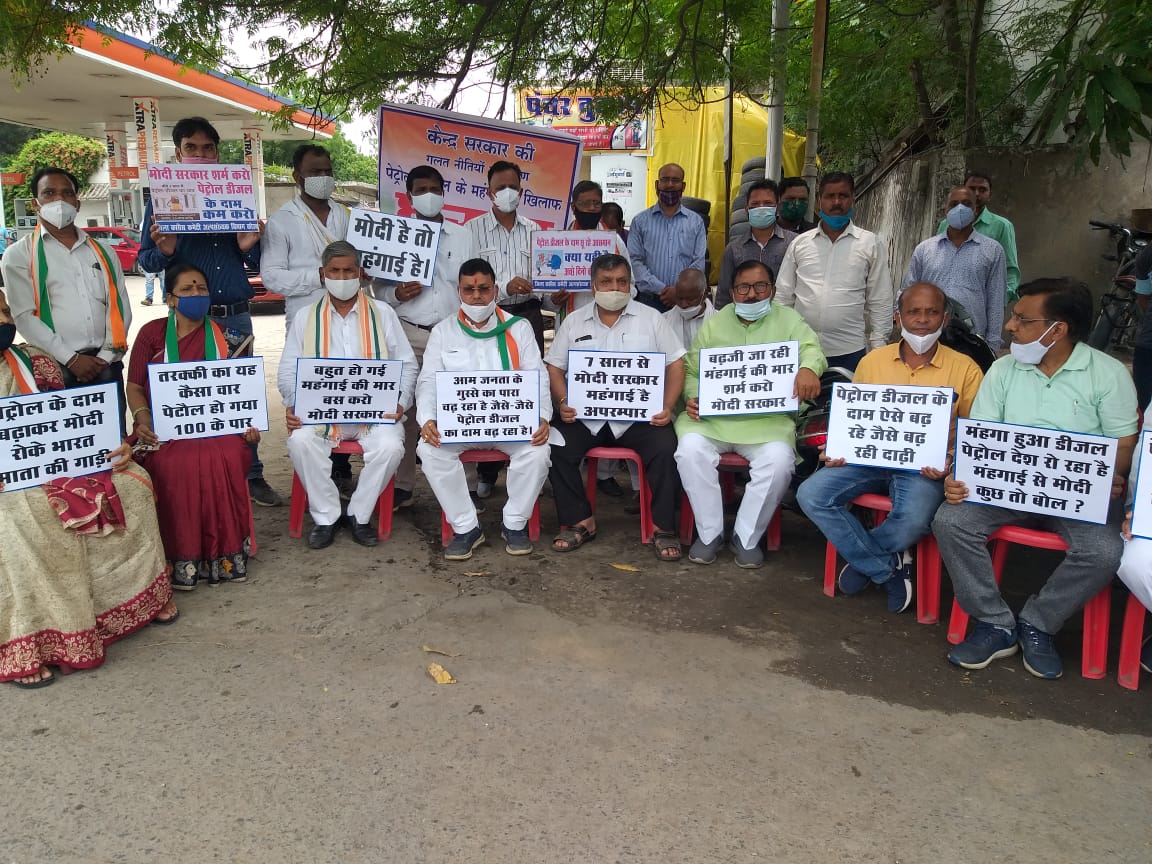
0, 323, 15, 353
573, 209, 601, 230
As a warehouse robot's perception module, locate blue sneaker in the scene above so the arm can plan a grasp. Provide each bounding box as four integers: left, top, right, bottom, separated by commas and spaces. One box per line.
444, 526, 485, 561
883, 550, 913, 613
948, 620, 1018, 669
1141, 636, 1152, 675
1017, 620, 1063, 679
837, 563, 871, 595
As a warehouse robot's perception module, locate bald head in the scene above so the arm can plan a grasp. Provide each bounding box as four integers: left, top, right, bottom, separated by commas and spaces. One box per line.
898, 282, 947, 314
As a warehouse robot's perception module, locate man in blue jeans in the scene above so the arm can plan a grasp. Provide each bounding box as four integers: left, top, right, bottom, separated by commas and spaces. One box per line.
137, 115, 281, 506
797, 283, 984, 612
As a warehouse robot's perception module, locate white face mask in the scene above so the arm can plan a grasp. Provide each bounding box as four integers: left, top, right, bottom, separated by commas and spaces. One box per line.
410, 191, 444, 218
462, 301, 496, 324
1010, 321, 1058, 365
900, 323, 943, 354
38, 200, 77, 229
325, 277, 361, 301
594, 289, 631, 312
493, 188, 520, 213
674, 303, 704, 320
303, 175, 335, 200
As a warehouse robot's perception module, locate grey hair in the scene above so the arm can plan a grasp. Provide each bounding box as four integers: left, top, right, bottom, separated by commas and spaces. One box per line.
677, 267, 707, 295
322, 240, 360, 267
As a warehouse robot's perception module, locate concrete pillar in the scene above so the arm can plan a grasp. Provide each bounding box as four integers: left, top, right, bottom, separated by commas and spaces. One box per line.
242, 127, 267, 218
133, 97, 163, 182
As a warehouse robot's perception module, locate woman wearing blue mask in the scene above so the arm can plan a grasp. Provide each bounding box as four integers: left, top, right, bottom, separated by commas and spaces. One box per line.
126, 263, 260, 591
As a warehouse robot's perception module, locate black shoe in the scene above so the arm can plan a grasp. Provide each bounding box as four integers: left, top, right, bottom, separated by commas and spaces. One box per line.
308, 522, 339, 549
597, 476, 625, 497
392, 488, 413, 511
333, 474, 356, 502
249, 477, 283, 507
349, 518, 378, 547
623, 491, 642, 515
471, 492, 487, 514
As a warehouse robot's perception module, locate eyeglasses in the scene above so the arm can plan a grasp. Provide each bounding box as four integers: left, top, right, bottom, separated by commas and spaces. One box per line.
732, 281, 772, 298
1009, 313, 1055, 325
657, 176, 685, 186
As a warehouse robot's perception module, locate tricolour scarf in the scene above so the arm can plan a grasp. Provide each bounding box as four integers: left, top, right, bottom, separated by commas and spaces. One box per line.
455, 307, 523, 371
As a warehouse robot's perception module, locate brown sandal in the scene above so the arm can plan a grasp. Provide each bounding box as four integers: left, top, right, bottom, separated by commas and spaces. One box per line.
653, 531, 682, 561
552, 525, 597, 552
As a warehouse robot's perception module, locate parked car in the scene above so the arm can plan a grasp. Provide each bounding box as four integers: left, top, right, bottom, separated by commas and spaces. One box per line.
82, 226, 143, 275
246, 262, 285, 314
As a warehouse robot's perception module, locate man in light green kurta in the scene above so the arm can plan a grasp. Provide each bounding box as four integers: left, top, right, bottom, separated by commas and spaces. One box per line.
674, 260, 827, 568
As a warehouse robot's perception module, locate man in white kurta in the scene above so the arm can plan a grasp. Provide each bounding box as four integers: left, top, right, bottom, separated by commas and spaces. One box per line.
280, 242, 416, 549
416, 258, 552, 560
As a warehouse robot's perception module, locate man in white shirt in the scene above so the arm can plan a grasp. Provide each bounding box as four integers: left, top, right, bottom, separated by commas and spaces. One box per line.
663, 267, 715, 349
775, 172, 894, 371
1, 167, 132, 426
262, 144, 351, 330
546, 253, 687, 561
373, 164, 478, 509
415, 258, 552, 560
281, 241, 417, 549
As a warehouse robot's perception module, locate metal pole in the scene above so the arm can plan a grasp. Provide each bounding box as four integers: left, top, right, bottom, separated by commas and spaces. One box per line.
723, 43, 734, 242
801, 0, 829, 218
764, 0, 790, 182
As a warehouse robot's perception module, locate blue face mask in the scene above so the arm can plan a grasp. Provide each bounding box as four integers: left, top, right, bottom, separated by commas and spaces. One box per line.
748, 206, 777, 229
946, 203, 976, 230
176, 295, 211, 321
734, 298, 772, 321
820, 208, 854, 231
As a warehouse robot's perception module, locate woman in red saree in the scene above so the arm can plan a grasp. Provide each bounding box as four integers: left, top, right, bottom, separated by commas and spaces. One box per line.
0, 289, 176, 689
126, 263, 258, 590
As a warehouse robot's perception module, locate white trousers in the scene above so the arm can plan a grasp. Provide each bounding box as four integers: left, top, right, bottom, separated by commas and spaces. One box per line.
418, 440, 550, 533
1118, 535, 1152, 612
287, 423, 405, 526
675, 433, 795, 547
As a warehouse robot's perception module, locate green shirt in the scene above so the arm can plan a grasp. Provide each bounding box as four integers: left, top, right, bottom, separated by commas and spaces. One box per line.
678, 304, 828, 446
971, 342, 1137, 438
938, 208, 1019, 301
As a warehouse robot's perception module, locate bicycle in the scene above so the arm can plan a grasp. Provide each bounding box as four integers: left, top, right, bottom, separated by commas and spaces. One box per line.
1087, 220, 1150, 352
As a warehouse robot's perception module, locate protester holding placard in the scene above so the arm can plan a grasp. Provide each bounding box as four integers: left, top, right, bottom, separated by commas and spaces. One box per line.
126, 263, 259, 588
933, 278, 1137, 679
1118, 444, 1152, 673
546, 253, 687, 560
0, 289, 177, 689
676, 260, 826, 568
797, 283, 983, 611
373, 165, 477, 511
282, 242, 417, 549
1, 167, 132, 426
137, 117, 279, 508
415, 258, 551, 560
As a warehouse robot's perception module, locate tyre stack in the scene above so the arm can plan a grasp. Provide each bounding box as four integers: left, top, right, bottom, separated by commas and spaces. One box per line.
680, 195, 712, 282
729, 156, 767, 243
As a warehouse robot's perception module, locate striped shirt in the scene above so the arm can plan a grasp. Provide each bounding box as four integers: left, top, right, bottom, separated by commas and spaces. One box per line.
902, 231, 1006, 350
467, 210, 540, 308
626, 203, 707, 296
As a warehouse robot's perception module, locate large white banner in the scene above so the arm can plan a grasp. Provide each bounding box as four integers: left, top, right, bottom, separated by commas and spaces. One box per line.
697, 341, 799, 417
567, 350, 664, 423
954, 419, 1118, 524
435, 370, 540, 444
294, 359, 404, 425
346, 208, 441, 286
149, 358, 269, 442
0, 384, 122, 492
825, 382, 953, 471
147, 164, 258, 233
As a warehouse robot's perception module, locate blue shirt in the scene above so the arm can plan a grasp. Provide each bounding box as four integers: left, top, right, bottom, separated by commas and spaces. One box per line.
902, 231, 1006, 350
626, 203, 707, 295
137, 199, 260, 307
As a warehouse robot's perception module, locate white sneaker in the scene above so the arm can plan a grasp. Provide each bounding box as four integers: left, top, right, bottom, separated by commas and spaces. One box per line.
476, 480, 494, 499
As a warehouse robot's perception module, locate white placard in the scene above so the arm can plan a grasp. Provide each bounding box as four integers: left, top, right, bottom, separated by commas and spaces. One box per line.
954, 419, 1117, 524
147, 164, 258, 233
294, 358, 404, 425
0, 384, 122, 492
435, 370, 540, 444
697, 341, 799, 416
149, 358, 269, 441
567, 350, 664, 423
825, 383, 953, 471
531, 230, 617, 291
347, 208, 441, 286
1127, 429, 1152, 540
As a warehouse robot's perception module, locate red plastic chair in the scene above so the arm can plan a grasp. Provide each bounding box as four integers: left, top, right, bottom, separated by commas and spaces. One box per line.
1118, 593, 1148, 690
439, 449, 541, 546
584, 447, 654, 543
821, 493, 941, 624
678, 453, 782, 551
945, 525, 1111, 679
288, 440, 395, 540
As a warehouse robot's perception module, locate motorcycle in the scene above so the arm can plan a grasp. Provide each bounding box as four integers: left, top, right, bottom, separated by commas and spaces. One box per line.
1087, 220, 1150, 352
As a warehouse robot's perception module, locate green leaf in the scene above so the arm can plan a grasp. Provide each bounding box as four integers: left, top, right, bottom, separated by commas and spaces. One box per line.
1099, 68, 1143, 113
1084, 78, 1105, 134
